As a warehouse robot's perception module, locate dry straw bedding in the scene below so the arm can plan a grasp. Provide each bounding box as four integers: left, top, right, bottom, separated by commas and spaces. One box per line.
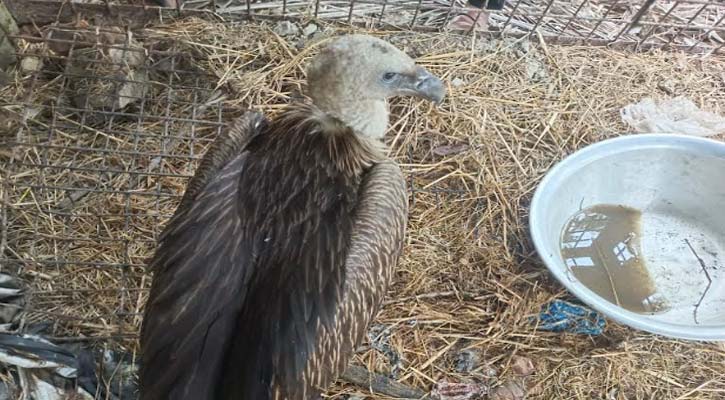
2, 16, 725, 399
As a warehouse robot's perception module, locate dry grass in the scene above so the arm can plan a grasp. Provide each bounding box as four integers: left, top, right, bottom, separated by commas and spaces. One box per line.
2, 16, 725, 399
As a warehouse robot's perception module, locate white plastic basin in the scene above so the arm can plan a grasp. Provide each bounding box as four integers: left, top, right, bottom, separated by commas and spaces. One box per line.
530, 133, 725, 341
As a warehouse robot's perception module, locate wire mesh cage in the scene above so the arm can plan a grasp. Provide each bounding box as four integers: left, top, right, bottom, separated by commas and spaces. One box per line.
204, 0, 725, 54
136, 0, 725, 54
1, 0, 725, 398
2, 28, 223, 341
4, 0, 725, 52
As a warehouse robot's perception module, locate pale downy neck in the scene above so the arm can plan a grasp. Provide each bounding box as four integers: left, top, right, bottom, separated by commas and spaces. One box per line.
309, 92, 390, 140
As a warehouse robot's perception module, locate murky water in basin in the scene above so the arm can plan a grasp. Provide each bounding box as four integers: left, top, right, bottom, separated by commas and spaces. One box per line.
560, 204, 669, 314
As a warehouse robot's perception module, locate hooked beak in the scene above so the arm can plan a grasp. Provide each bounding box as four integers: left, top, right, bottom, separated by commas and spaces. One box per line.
399, 67, 447, 106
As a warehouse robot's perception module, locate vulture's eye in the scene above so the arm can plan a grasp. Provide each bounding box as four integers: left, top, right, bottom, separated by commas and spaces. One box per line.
381, 72, 397, 83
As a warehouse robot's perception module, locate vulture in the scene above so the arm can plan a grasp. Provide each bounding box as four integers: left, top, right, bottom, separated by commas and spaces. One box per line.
139, 34, 446, 400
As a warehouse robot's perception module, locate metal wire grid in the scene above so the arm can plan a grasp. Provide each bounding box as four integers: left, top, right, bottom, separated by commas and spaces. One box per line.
0, 22, 487, 346
11, 0, 723, 54
218, 0, 725, 54
1, 25, 227, 344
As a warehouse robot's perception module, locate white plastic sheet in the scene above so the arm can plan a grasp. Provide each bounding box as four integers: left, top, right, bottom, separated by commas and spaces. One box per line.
620, 96, 725, 137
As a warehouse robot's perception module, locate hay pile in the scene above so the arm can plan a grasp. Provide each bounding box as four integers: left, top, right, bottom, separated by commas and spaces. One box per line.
2, 16, 725, 398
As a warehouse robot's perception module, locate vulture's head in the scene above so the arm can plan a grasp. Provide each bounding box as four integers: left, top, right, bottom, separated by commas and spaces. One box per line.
306, 34, 446, 140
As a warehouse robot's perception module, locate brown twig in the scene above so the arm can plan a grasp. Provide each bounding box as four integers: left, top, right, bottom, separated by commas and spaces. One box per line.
684, 239, 713, 325
593, 239, 621, 307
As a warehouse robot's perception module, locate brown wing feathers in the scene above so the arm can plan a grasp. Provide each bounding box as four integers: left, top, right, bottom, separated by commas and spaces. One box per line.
140, 112, 267, 399
301, 160, 408, 393
177, 111, 268, 211
140, 154, 253, 399
217, 105, 364, 399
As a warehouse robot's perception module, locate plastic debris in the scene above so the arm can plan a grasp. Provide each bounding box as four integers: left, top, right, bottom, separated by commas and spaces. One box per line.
20, 43, 45, 74
0, 273, 26, 332
0, 333, 96, 400
303, 23, 318, 37
431, 378, 532, 400
341, 364, 424, 399
367, 324, 404, 378
451, 77, 466, 87
453, 348, 482, 373
657, 79, 678, 95
621, 96, 725, 137
489, 380, 527, 400
274, 21, 299, 37
0, 334, 78, 376
22, 371, 94, 400
510, 355, 535, 377
534, 299, 606, 335
431, 380, 488, 400
100, 349, 140, 399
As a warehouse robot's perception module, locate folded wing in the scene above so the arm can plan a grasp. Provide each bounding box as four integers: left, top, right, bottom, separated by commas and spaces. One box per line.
139, 111, 267, 400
